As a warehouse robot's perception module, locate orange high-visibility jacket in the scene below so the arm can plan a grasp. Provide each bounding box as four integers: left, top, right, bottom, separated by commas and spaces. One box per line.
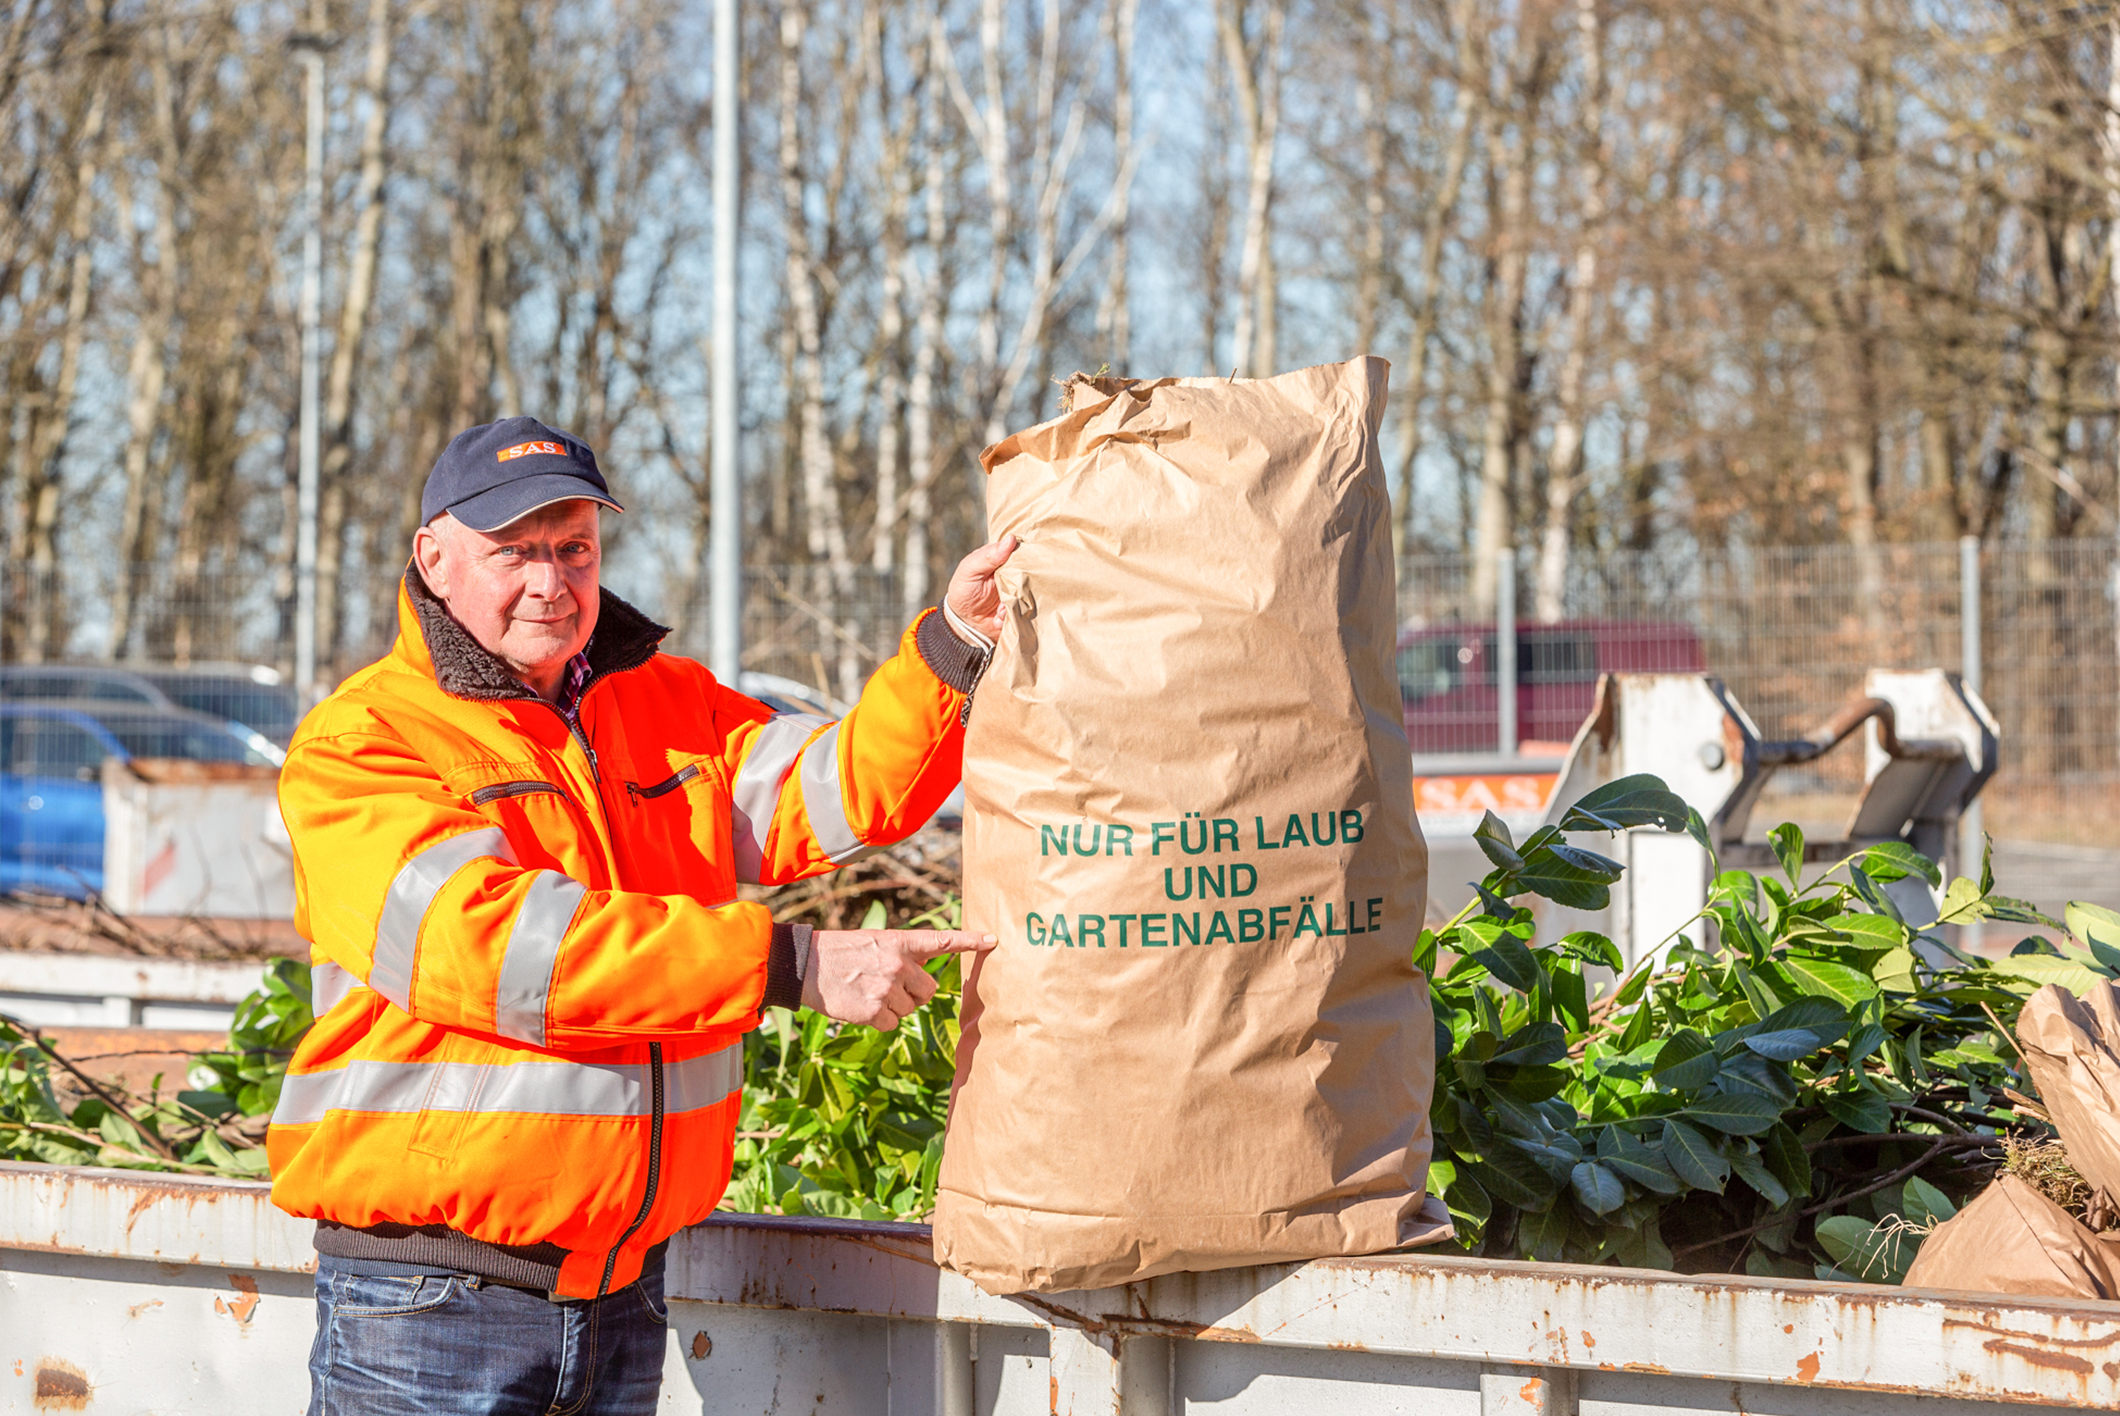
268, 569, 981, 1298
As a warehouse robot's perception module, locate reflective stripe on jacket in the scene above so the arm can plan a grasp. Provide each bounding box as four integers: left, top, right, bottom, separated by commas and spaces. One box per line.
266, 568, 973, 1298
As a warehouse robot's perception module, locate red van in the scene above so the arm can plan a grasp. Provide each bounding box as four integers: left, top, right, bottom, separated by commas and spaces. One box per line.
1398, 619, 1705, 756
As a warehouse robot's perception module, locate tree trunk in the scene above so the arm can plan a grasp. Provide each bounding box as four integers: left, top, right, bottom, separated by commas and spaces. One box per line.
316, 0, 393, 678
1469, 36, 1548, 616
1219, 0, 1285, 377
1095, 0, 1136, 371
173, 303, 254, 665
980, 0, 1067, 448
1392, 0, 1482, 559
867, 19, 913, 578
903, 36, 947, 619
444, 14, 532, 437
1197, 60, 1233, 371
21, 23, 111, 663
978, 0, 1009, 398
779, 0, 857, 699
1848, 18, 1895, 631
2024, 294, 2071, 565
111, 32, 182, 660
930, 0, 1010, 510
1534, 0, 1608, 622
1917, 408, 1961, 542
862, 0, 916, 580
1353, 66, 1384, 357
1837, 299, 1888, 630
969, 0, 1128, 457
449, 219, 491, 431
2108, 15, 2120, 536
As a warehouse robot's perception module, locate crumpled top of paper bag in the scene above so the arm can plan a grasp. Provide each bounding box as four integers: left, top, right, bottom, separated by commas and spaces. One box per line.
2016, 982, 2120, 1207
1904, 1174, 2120, 1299
1900, 982, 2120, 1301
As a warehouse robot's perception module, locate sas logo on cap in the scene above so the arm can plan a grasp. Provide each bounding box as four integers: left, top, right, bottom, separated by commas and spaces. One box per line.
497, 440, 566, 462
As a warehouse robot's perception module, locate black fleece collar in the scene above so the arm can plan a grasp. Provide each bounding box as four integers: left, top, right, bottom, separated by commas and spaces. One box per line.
404, 564, 668, 703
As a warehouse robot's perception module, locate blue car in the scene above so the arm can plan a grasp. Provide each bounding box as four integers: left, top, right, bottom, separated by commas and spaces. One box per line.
0, 702, 279, 900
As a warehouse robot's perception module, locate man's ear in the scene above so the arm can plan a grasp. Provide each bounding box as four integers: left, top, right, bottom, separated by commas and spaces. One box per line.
413, 522, 449, 598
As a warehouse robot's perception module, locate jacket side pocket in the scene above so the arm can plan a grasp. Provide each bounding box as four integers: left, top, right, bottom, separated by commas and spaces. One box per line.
407, 1061, 486, 1161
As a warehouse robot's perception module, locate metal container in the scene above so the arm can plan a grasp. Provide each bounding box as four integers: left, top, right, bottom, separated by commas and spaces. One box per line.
0, 1160, 2111, 1414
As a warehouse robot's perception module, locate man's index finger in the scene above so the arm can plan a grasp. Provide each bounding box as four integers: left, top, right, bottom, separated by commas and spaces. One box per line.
898, 930, 1000, 957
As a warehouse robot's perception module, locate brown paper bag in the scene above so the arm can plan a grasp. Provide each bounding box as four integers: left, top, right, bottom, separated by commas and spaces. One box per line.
932, 358, 1451, 1296
2016, 983, 2120, 1203
1903, 1175, 2120, 1300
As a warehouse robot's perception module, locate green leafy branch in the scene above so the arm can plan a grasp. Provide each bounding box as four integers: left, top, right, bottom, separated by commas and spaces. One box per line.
0, 956, 311, 1177
1425, 773, 2058, 1278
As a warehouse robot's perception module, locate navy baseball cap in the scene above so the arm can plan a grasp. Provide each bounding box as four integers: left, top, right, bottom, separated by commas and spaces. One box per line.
421, 417, 625, 532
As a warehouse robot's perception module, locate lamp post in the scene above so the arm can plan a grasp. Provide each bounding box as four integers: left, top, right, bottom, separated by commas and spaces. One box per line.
290, 22, 332, 704
1961, 535, 1983, 955
709, 0, 742, 683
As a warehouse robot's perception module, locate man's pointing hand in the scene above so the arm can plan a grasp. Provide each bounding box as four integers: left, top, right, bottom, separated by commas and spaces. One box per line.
801, 929, 998, 1031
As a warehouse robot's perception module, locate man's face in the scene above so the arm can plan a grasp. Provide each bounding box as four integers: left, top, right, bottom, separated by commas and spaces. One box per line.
414, 501, 601, 693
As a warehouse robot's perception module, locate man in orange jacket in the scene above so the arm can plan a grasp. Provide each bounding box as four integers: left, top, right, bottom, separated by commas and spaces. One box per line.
270, 417, 1010, 1415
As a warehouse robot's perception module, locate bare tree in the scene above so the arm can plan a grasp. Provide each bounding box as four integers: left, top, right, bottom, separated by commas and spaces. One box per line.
1218, 0, 1285, 376
11, 0, 2120, 700
935, 0, 1011, 478
779, 0, 861, 696
1468, 8, 1555, 615
15, 3, 112, 661
1094, 0, 1136, 371
110, 19, 186, 660
902, 6, 952, 617
1390, 0, 1482, 559
315, 0, 395, 674
1533, 0, 1608, 620
867, 0, 919, 578
1196, 55, 1234, 372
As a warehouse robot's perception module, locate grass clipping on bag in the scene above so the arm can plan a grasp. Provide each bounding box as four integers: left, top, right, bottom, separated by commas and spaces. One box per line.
2003, 1136, 2120, 1232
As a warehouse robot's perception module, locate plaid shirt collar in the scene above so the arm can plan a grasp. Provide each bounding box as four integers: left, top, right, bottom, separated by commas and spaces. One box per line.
555, 649, 594, 721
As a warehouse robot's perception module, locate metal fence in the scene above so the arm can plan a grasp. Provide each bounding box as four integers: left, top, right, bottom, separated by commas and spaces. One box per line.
2, 562, 300, 671
1397, 539, 2120, 843
6, 540, 2117, 839
666, 566, 928, 708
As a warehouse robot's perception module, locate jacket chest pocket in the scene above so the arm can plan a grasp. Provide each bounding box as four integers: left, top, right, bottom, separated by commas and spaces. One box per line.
618, 759, 734, 900
454, 770, 596, 881
471, 779, 573, 809
623, 764, 700, 806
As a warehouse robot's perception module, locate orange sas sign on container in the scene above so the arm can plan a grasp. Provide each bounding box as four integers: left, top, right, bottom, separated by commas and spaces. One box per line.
1411, 771, 1557, 836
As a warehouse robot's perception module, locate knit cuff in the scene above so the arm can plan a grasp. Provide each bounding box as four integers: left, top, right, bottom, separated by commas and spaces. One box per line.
942, 598, 996, 654
915, 604, 990, 695
761, 922, 813, 1012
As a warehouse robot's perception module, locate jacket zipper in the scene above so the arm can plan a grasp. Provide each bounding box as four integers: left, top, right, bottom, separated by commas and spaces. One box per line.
624, 764, 700, 805
600, 1041, 665, 1296
469, 780, 573, 807
513, 652, 658, 1293
532, 692, 616, 879
563, 714, 602, 784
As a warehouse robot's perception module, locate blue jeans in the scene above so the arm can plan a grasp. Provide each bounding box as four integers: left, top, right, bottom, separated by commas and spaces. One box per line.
306, 1254, 668, 1415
